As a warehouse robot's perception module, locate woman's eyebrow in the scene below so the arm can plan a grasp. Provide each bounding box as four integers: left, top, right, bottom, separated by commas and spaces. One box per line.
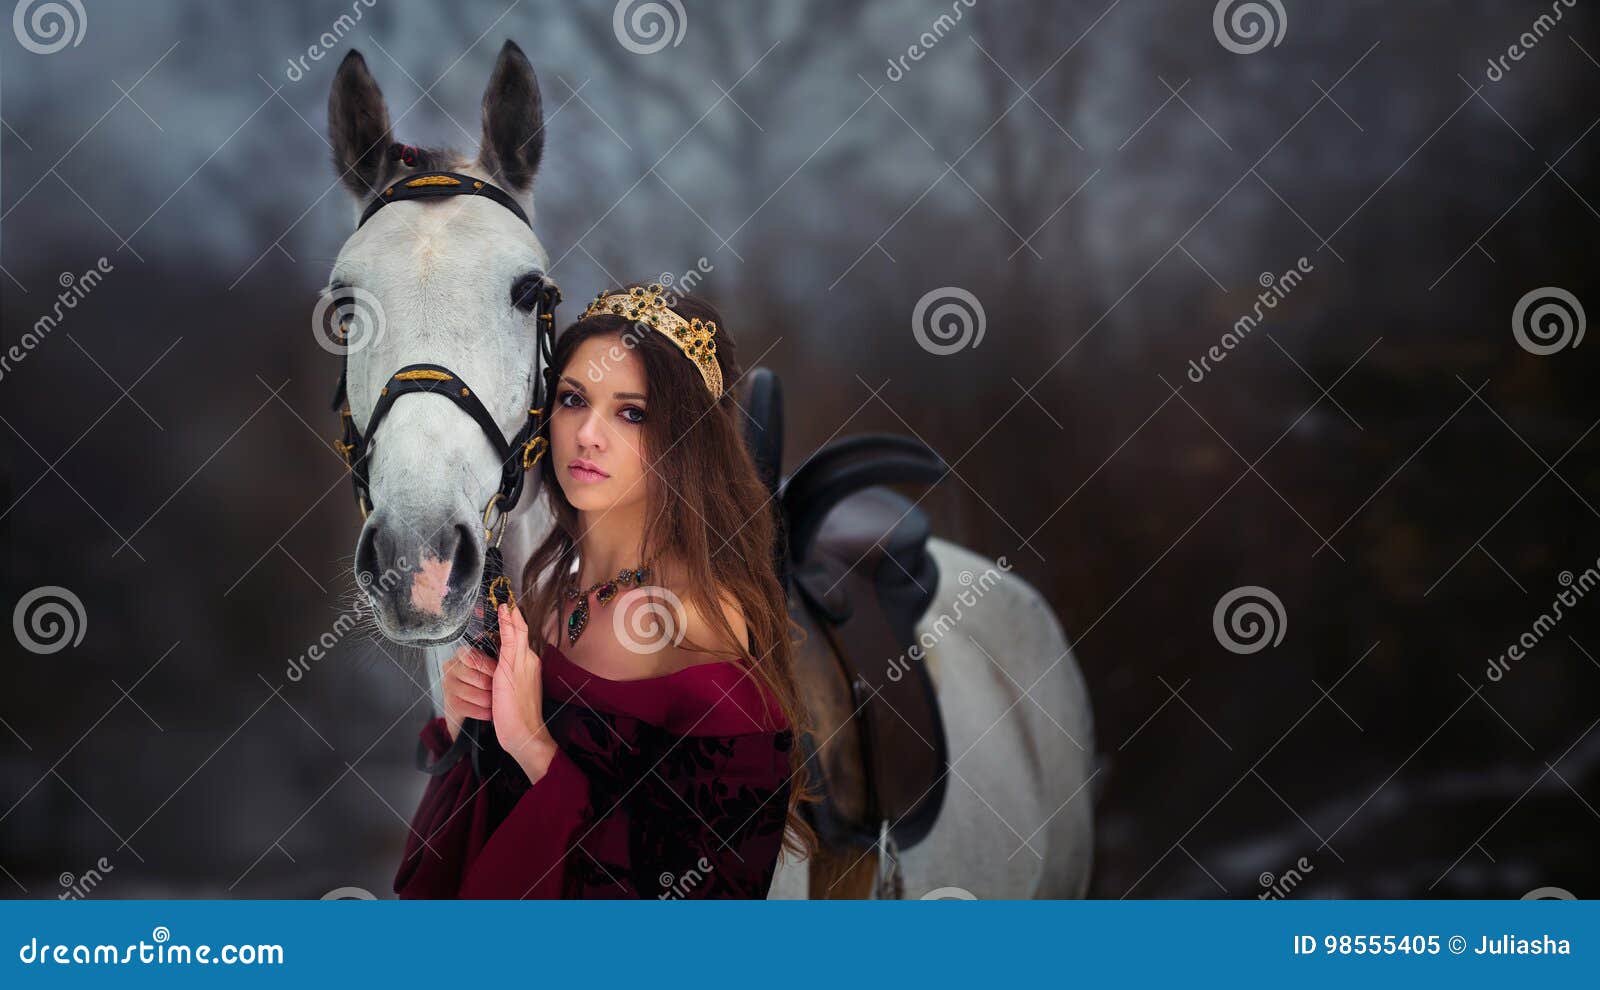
560, 376, 645, 402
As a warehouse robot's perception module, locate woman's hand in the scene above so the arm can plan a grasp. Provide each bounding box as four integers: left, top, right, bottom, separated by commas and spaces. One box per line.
491, 601, 560, 783
440, 644, 495, 743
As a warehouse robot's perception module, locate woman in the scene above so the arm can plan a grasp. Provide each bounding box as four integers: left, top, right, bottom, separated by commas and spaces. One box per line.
394, 282, 815, 899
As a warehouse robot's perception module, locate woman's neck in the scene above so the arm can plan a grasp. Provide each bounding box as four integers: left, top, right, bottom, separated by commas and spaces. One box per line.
572, 501, 651, 587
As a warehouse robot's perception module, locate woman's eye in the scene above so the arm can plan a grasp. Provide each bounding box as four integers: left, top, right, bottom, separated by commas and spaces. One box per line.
620, 406, 645, 425
558, 391, 584, 408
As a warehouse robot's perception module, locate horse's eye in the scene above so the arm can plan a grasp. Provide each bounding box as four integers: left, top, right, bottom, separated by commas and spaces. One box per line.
511, 273, 546, 313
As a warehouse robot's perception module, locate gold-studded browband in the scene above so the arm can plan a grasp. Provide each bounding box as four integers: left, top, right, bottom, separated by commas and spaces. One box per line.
581, 283, 724, 401
357, 171, 531, 229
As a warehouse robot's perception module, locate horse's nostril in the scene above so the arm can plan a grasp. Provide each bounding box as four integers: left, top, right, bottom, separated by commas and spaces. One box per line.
449, 523, 480, 594
354, 522, 385, 584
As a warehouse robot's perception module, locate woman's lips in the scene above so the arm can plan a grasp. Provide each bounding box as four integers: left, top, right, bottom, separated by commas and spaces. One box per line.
567, 462, 608, 483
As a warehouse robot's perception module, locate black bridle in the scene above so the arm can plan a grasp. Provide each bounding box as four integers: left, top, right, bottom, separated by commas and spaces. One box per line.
329, 171, 560, 782
329, 171, 560, 536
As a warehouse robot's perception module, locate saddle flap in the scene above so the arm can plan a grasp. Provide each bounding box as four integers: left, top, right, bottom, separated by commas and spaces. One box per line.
790, 537, 947, 857
793, 559, 851, 624
827, 563, 948, 849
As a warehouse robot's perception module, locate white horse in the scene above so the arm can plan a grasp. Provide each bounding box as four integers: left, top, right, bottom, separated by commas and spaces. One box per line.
325, 41, 1095, 899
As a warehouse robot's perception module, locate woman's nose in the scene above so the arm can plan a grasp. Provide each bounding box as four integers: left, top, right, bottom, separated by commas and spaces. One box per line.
575, 408, 606, 449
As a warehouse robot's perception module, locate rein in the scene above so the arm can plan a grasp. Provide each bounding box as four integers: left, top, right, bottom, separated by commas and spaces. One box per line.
329, 169, 559, 781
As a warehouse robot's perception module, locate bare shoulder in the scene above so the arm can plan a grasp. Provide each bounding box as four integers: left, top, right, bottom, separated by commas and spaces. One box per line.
682, 584, 750, 660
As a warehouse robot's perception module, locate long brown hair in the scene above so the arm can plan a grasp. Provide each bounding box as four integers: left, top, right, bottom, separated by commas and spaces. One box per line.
518, 283, 817, 860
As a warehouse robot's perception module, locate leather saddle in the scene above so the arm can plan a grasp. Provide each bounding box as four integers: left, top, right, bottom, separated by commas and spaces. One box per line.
740, 367, 950, 853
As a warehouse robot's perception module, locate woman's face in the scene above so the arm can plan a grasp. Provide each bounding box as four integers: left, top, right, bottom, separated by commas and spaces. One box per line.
550, 333, 651, 515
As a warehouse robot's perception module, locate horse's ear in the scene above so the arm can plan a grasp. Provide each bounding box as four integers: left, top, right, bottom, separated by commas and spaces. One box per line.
328, 49, 395, 199
477, 40, 544, 196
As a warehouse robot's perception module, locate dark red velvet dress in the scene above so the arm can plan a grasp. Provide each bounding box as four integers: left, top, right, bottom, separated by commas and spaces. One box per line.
393, 642, 793, 899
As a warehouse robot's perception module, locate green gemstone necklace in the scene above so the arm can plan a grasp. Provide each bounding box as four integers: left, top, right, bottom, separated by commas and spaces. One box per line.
563, 558, 655, 646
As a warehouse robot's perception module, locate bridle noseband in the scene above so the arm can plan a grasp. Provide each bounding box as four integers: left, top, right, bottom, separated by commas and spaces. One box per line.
330, 171, 560, 544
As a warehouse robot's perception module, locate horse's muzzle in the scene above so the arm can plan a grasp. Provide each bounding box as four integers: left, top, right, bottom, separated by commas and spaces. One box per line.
355, 513, 482, 642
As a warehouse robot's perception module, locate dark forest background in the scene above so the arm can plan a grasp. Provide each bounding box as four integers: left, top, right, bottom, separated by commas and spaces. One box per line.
2, 0, 1598, 897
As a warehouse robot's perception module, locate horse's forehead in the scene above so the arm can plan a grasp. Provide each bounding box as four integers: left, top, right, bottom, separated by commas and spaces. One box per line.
338, 201, 543, 284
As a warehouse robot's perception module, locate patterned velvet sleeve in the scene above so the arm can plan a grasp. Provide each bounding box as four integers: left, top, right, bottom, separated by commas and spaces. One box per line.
393, 717, 510, 899
459, 705, 794, 900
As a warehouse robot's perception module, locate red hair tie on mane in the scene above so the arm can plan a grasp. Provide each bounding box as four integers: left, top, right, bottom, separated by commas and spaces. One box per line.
387, 142, 419, 167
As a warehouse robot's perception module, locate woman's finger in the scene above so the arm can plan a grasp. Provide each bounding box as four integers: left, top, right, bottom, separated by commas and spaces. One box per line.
443, 654, 483, 681
446, 697, 491, 723
455, 665, 491, 690
444, 674, 486, 703
451, 682, 492, 710
457, 648, 496, 677
497, 604, 523, 668
510, 605, 529, 652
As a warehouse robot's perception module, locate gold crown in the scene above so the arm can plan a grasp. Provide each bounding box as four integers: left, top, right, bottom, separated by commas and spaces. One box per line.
580, 283, 724, 401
